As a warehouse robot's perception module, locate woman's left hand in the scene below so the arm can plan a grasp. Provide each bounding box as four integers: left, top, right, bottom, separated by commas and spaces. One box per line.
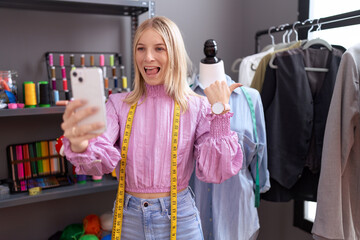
204, 80, 242, 105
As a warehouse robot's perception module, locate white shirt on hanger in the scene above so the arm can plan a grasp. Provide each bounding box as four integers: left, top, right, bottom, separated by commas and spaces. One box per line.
238, 47, 274, 86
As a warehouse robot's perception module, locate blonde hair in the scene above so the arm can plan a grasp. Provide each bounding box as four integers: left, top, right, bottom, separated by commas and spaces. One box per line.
124, 16, 196, 111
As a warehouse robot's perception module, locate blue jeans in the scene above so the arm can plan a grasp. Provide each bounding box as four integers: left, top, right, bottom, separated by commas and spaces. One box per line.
114, 187, 204, 240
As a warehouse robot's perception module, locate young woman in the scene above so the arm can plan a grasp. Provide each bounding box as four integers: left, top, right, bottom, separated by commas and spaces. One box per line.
61, 16, 243, 240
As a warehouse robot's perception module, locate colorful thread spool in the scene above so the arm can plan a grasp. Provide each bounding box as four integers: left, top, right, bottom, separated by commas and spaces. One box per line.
122, 76, 128, 89
48, 53, 53, 66
38, 81, 51, 107
81, 54, 85, 67
109, 55, 114, 67
53, 89, 59, 103
59, 54, 64, 67
99, 54, 105, 67
90, 55, 94, 67
23, 81, 37, 108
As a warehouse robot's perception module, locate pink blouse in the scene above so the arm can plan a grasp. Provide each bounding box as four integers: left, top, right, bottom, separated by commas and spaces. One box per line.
63, 84, 243, 193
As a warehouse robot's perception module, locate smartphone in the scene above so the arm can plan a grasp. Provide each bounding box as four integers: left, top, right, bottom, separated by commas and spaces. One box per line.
70, 67, 107, 134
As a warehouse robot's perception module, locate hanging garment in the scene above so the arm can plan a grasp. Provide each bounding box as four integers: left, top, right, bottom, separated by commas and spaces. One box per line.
260, 46, 344, 202
312, 43, 360, 240
250, 41, 302, 92
190, 75, 270, 240
237, 47, 274, 86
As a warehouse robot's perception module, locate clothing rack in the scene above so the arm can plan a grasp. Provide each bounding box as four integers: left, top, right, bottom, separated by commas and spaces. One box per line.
255, 9, 360, 53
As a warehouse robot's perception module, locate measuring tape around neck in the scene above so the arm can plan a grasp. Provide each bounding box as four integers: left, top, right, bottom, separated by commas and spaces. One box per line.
111, 101, 180, 240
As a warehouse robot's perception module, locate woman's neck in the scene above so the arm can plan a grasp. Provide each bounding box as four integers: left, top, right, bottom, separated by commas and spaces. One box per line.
145, 83, 167, 97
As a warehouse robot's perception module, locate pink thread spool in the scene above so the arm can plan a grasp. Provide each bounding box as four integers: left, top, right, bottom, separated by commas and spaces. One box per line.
99, 54, 105, 67
59, 54, 64, 67
48, 53, 54, 66
61, 66, 66, 79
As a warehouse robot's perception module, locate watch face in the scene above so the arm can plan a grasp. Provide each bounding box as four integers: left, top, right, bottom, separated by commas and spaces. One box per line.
212, 102, 224, 114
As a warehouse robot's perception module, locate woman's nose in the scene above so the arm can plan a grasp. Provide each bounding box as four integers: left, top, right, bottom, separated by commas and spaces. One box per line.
144, 50, 155, 62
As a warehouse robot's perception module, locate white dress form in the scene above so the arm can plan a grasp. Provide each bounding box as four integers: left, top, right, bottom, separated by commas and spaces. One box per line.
198, 39, 226, 88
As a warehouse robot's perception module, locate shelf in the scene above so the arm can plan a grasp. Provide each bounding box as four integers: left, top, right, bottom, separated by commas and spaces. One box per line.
0, 175, 118, 209
0, 106, 65, 118
0, 0, 154, 17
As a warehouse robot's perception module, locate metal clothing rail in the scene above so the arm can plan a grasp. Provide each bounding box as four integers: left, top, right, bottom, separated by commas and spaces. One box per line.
255, 9, 360, 53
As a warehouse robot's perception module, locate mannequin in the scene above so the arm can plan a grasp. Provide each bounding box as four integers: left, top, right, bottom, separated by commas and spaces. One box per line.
198, 39, 226, 88
191, 39, 270, 240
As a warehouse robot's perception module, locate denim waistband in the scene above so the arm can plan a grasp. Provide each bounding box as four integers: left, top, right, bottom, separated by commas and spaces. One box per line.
123, 186, 195, 213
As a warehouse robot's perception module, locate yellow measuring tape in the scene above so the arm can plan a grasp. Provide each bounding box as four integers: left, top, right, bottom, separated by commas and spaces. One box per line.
112, 102, 180, 240
170, 101, 180, 239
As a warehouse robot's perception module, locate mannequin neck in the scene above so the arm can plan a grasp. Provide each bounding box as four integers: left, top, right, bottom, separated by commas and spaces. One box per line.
198, 60, 226, 88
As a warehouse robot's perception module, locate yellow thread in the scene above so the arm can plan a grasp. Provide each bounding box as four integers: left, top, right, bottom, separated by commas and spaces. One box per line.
24, 82, 37, 106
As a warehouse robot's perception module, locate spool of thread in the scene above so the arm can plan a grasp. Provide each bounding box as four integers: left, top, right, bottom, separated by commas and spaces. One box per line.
62, 78, 68, 91
38, 81, 51, 107
70, 54, 75, 67
122, 76, 128, 89
113, 77, 118, 88
48, 53, 53, 66
81, 54, 85, 67
102, 66, 107, 79
90, 55, 94, 66
53, 90, 59, 103
51, 78, 56, 90
59, 54, 64, 67
23, 81, 37, 108
109, 55, 114, 67
99, 54, 105, 67
51, 66, 56, 79
112, 66, 116, 77
92, 175, 102, 182
61, 67, 66, 79
77, 175, 87, 184
104, 77, 109, 89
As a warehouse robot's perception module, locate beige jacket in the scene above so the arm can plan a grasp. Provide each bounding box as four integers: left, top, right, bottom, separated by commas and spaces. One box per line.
312, 43, 360, 240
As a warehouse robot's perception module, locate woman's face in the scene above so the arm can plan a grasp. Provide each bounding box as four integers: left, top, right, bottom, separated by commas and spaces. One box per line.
135, 28, 168, 85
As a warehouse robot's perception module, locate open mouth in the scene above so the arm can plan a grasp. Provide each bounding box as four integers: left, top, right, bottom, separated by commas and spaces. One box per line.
145, 66, 160, 75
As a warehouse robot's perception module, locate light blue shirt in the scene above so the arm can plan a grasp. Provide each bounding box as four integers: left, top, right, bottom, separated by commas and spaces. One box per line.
190, 75, 270, 240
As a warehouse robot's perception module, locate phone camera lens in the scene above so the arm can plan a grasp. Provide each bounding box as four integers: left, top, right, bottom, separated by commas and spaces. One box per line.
79, 77, 83, 82
72, 71, 77, 77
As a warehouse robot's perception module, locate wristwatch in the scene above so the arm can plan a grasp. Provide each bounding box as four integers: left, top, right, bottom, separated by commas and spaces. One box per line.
211, 102, 230, 115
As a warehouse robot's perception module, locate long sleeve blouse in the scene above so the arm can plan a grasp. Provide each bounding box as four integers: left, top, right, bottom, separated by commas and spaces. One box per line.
63, 83, 243, 193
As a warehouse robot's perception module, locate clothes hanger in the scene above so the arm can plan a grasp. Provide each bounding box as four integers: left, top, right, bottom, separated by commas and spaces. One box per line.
287, 21, 300, 43
302, 18, 332, 51
280, 24, 290, 44
269, 19, 329, 72
260, 26, 277, 52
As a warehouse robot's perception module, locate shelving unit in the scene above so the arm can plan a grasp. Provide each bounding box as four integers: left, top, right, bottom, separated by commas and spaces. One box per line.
0, 174, 118, 209
0, 106, 65, 117
0, 0, 155, 209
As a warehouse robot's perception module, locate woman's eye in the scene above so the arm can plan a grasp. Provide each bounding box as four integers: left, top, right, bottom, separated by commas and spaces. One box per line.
156, 47, 165, 51
137, 47, 145, 51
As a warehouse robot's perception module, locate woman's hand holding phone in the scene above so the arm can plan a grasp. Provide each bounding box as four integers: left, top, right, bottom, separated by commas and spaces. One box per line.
61, 67, 107, 153
61, 99, 105, 153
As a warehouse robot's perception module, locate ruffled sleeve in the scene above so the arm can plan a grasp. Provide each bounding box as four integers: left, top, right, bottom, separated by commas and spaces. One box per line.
194, 101, 243, 183
62, 96, 122, 176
